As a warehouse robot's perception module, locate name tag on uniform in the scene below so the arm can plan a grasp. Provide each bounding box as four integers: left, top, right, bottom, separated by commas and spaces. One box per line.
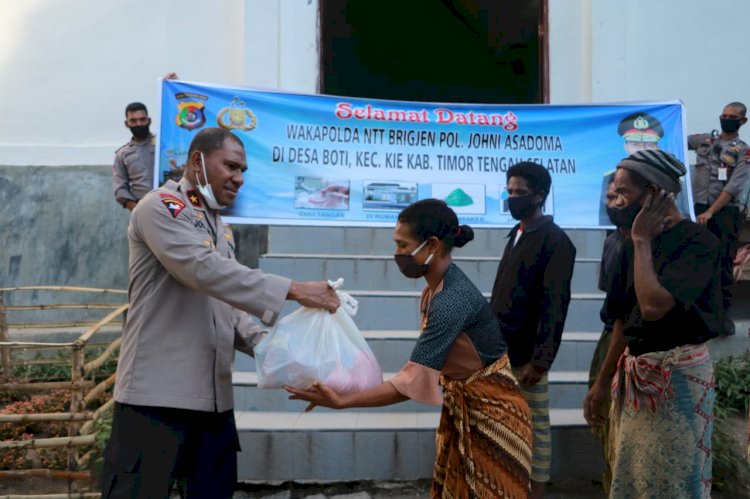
718, 167, 728, 181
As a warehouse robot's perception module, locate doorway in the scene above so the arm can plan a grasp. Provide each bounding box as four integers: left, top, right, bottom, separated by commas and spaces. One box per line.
319, 0, 547, 104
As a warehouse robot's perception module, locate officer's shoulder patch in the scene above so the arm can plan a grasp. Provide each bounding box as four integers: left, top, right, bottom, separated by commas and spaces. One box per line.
159, 193, 186, 218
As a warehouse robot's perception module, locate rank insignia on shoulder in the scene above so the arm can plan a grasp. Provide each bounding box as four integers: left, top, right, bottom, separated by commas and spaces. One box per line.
186, 189, 203, 208
161, 197, 186, 218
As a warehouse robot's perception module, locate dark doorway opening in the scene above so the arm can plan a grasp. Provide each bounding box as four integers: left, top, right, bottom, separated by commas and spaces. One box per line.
319, 0, 547, 104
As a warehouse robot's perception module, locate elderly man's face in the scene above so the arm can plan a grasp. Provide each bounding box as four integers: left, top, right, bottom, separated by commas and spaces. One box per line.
612, 169, 647, 209
605, 181, 618, 209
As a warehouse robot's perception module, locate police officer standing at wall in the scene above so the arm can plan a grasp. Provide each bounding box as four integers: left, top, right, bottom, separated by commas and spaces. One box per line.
112, 102, 155, 211
112, 72, 178, 211
101, 127, 340, 498
689, 101, 750, 335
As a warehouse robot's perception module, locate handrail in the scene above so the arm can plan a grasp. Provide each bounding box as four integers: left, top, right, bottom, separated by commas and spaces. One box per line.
0, 285, 127, 294
0, 285, 126, 494
76, 304, 128, 346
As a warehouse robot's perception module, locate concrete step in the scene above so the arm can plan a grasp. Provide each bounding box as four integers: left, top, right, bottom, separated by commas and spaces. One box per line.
269, 291, 605, 332
235, 409, 603, 482
232, 370, 589, 412
235, 331, 601, 373
268, 226, 606, 259
259, 254, 601, 294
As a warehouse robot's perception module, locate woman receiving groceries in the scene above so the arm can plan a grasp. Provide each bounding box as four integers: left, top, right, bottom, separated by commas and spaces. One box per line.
285, 198, 532, 498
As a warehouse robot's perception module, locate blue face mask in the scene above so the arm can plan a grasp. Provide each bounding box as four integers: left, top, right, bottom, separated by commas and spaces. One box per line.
196, 152, 225, 210
393, 239, 434, 278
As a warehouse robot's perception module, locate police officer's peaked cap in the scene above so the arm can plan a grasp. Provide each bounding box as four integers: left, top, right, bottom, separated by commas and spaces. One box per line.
618, 112, 664, 142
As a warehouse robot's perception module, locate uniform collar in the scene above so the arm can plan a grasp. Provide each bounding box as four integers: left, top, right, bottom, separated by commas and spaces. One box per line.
505, 215, 553, 238
177, 177, 205, 210
129, 133, 156, 146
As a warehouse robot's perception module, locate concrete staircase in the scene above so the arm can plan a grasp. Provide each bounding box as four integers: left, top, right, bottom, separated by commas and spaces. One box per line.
233, 226, 607, 483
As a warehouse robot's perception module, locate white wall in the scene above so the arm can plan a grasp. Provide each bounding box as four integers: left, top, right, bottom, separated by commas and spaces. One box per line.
549, 0, 750, 136
4, 0, 748, 166
244, 0, 319, 91
0, 0, 319, 166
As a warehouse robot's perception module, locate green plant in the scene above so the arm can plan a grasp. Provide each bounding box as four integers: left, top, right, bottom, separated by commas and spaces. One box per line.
9, 345, 118, 385
12, 350, 71, 382
714, 352, 750, 413
84, 346, 119, 383
87, 404, 114, 478
712, 350, 750, 493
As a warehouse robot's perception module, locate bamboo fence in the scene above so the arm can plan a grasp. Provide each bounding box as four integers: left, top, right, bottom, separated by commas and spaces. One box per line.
0, 286, 128, 497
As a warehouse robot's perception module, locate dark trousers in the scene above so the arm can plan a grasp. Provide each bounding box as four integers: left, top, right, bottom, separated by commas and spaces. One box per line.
694, 203, 741, 312
588, 326, 613, 494
101, 403, 240, 499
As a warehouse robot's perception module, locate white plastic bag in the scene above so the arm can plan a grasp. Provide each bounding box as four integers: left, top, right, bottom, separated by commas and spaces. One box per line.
254, 279, 383, 394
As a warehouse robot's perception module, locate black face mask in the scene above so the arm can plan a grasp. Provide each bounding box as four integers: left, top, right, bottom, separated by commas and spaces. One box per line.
129, 124, 151, 140
394, 239, 433, 279
508, 194, 540, 221
606, 203, 641, 229
720, 118, 742, 134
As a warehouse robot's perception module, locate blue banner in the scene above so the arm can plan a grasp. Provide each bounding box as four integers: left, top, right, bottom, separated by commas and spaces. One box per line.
157, 80, 692, 228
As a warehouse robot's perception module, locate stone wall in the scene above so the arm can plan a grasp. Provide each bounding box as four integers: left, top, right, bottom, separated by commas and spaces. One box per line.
0, 165, 267, 322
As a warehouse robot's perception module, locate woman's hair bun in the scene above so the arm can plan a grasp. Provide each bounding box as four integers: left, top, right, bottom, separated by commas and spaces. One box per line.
453, 224, 474, 248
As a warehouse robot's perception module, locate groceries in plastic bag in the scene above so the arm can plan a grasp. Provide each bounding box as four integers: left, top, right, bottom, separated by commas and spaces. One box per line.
254, 279, 383, 394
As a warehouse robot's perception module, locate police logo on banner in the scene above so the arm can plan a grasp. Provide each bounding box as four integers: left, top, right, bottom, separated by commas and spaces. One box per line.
217, 96, 257, 131
174, 92, 209, 132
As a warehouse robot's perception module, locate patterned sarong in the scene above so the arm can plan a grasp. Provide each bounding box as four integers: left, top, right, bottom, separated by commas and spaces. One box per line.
609, 344, 715, 499
512, 368, 551, 483
432, 355, 532, 498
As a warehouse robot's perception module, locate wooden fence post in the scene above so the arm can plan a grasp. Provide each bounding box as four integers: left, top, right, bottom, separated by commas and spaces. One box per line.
0, 290, 11, 382
68, 341, 86, 472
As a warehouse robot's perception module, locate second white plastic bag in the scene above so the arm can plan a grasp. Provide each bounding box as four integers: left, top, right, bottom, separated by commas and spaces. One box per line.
254, 279, 383, 394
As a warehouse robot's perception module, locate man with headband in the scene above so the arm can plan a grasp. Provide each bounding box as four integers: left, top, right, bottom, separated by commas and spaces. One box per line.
584, 149, 721, 497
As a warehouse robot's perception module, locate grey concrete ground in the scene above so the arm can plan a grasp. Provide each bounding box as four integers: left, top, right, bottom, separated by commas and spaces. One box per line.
231, 478, 606, 498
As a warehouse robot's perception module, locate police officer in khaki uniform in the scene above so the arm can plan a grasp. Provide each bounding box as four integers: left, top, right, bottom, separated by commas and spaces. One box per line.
113, 74, 179, 211
101, 127, 340, 498
689, 101, 750, 335
113, 102, 156, 211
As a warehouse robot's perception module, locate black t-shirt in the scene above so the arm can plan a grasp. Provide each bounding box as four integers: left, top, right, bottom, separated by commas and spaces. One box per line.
598, 231, 626, 329
607, 219, 722, 356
